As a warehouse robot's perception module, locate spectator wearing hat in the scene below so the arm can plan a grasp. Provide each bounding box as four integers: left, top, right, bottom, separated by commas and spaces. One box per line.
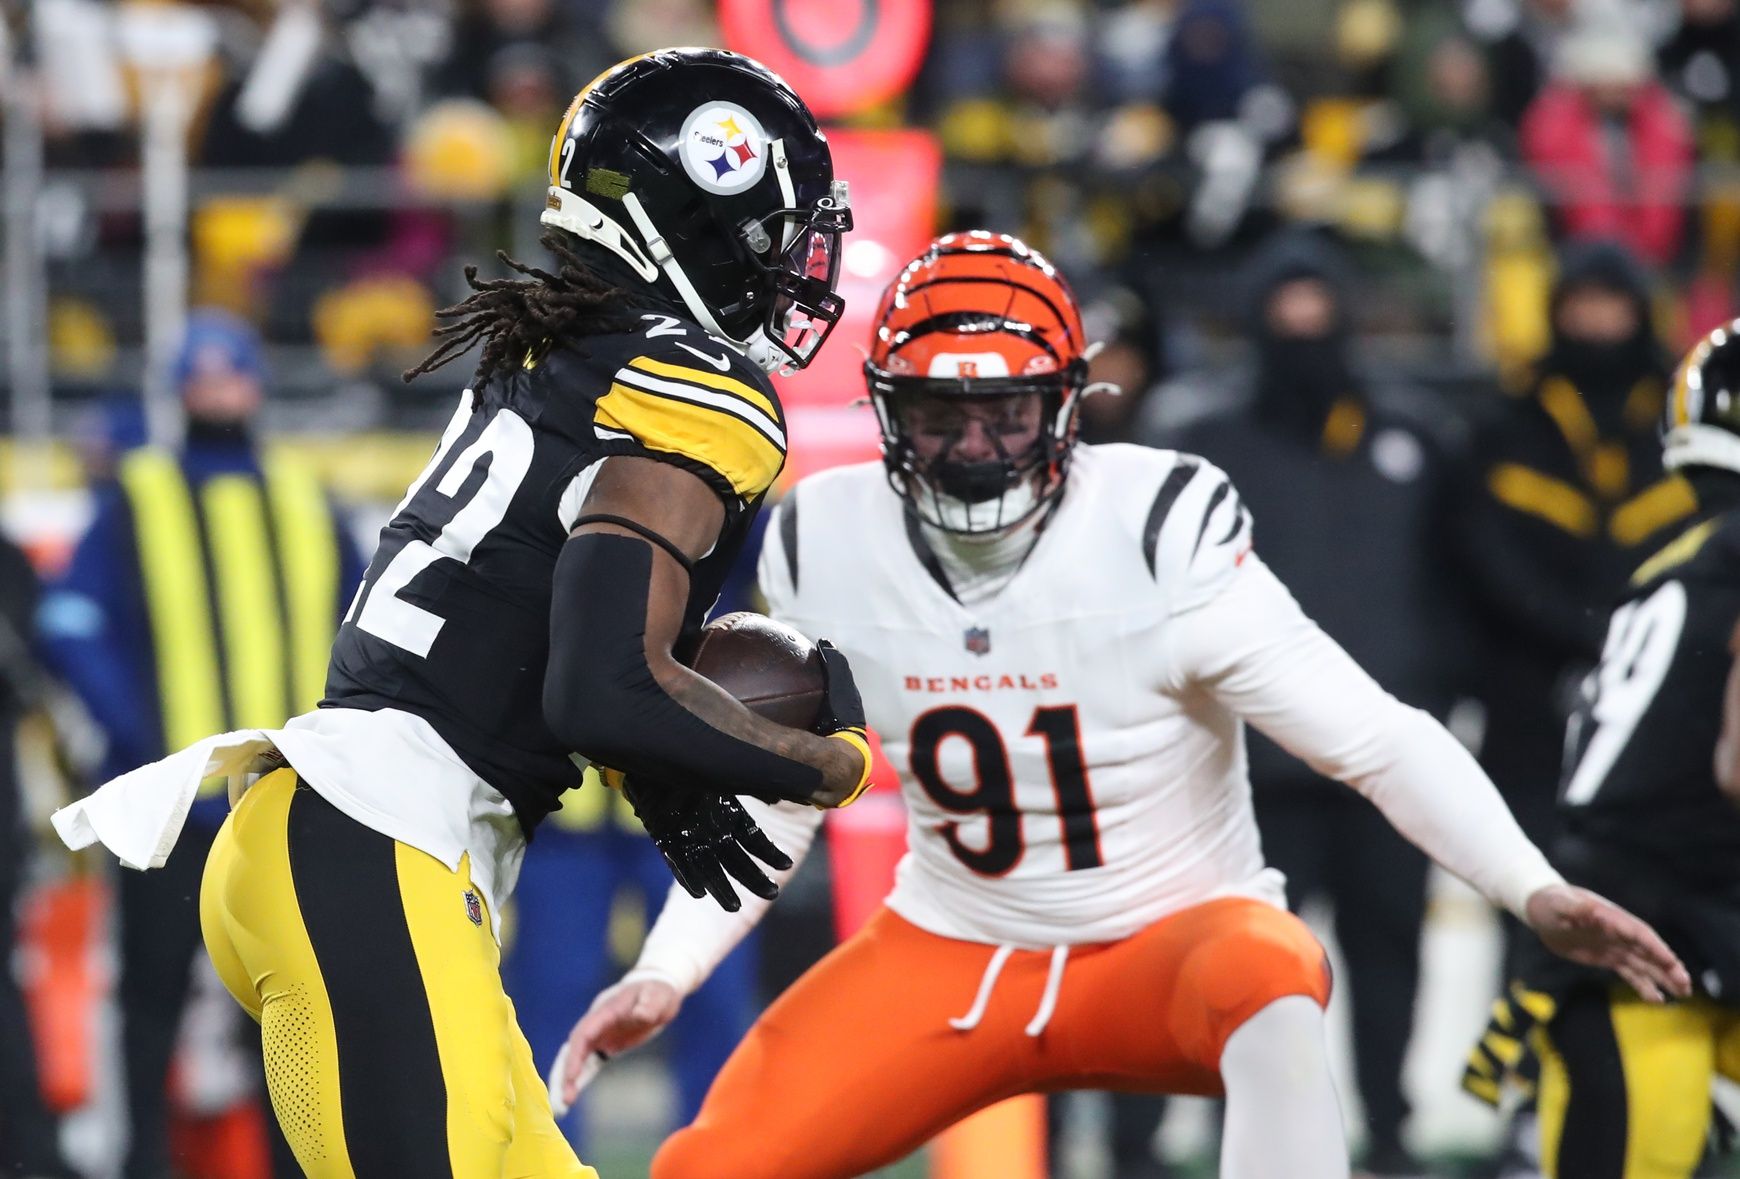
37, 310, 364, 1179
1519, 17, 1695, 267
1457, 240, 1694, 879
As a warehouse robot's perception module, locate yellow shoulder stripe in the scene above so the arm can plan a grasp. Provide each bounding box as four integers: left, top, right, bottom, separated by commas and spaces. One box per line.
628, 355, 778, 419
1631, 515, 1719, 586
596, 380, 785, 500
1488, 463, 1597, 537
1611, 475, 1697, 548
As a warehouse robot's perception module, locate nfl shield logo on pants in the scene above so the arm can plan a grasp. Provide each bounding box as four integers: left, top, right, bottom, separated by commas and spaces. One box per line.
464, 889, 484, 927
964, 627, 991, 656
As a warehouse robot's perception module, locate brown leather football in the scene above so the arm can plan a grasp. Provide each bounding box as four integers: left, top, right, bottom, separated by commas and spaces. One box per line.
687, 612, 825, 729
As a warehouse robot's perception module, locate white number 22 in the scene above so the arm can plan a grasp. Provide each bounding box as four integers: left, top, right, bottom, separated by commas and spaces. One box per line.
347, 397, 534, 657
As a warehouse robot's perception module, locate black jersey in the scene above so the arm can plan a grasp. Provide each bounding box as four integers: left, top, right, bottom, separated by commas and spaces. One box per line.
1559, 505, 1740, 883
324, 312, 787, 831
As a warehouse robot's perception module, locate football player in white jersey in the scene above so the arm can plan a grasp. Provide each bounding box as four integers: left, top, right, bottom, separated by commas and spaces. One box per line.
552, 232, 1690, 1179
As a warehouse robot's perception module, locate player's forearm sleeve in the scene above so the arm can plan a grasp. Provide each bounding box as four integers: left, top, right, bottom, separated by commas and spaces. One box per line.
631, 798, 825, 995
1172, 556, 1564, 918
542, 532, 825, 803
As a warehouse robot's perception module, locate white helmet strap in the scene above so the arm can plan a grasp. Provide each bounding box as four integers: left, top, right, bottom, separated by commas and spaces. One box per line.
539, 187, 658, 282
539, 136, 801, 373
1666, 424, 1740, 476
618, 191, 741, 351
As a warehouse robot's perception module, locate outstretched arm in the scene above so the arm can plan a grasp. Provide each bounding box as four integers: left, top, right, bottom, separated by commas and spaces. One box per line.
550, 797, 826, 1111
1174, 554, 1690, 1001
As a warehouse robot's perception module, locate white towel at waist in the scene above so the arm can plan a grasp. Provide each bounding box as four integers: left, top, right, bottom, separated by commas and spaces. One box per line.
49, 708, 527, 942
51, 730, 281, 871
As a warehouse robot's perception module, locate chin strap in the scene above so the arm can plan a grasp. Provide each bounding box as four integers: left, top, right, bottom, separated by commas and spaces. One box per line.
542, 140, 803, 375
540, 187, 658, 282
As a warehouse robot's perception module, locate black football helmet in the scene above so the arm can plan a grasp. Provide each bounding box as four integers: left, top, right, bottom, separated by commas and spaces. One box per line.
1664, 319, 1740, 474
541, 47, 852, 373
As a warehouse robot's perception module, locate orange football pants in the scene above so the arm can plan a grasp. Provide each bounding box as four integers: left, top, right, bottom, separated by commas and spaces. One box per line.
652, 896, 1330, 1179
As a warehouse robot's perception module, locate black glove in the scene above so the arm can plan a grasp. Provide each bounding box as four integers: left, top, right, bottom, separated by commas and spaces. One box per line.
620, 776, 794, 913
814, 639, 866, 735
811, 639, 874, 807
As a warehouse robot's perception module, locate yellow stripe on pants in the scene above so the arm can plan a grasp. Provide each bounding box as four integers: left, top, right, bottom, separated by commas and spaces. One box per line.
201, 771, 597, 1178
200, 770, 353, 1175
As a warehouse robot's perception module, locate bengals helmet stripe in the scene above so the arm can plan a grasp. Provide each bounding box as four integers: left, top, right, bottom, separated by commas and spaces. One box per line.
868, 233, 1085, 387
865, 231, 1094, 535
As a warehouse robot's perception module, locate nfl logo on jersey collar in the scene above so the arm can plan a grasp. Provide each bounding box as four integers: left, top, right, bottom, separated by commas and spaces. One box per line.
964, 626, 991, 656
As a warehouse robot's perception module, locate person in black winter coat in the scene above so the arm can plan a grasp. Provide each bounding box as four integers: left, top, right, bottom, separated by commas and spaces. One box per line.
1145, 229, 1468, 1179
1456, 239, 1694, 921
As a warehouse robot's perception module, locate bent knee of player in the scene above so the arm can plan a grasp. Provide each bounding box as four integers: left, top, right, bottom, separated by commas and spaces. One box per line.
1171, 905, 1329, 1064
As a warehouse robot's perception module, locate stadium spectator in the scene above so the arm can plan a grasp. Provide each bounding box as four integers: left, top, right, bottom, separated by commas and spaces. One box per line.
436, 0, 599, 105
1150, 229, 1466, 1179
1372, 13, 1514, 164
1456, 241, 1693, 861
1161, 0, 1269, 133
1467, 0, 1578, 126
1077, 286, 1176, 446
1658, 0, 1740, 124
1518, 18, 1695, 268
35, 311, 365, 1179
0, 536, 76, 1179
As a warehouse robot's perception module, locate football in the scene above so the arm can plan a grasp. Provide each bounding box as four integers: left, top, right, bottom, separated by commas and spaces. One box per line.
687, 612, 825, 729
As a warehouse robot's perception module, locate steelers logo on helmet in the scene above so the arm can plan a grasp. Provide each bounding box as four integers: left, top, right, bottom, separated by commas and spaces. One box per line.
678, 102, 770, 195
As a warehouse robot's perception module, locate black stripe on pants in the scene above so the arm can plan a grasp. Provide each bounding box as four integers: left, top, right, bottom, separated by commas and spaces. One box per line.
1550, 990, 1630, 1179
286, 786, 452, 1179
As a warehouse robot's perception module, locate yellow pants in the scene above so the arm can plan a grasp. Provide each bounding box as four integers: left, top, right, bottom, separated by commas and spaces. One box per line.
1539, 986, 1740, 1179
199, 769, 596, 1179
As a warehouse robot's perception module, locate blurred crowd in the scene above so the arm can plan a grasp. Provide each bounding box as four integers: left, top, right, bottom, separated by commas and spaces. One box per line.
5, 0, 1740, 418
6, 1, 1740, 1177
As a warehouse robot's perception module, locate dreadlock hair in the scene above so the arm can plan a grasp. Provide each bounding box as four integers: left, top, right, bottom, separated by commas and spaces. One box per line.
404, 230, 651, 386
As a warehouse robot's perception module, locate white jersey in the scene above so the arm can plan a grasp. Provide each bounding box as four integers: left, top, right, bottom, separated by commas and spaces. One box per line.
627, 445, 1558, 991
761, 445, 1276, 946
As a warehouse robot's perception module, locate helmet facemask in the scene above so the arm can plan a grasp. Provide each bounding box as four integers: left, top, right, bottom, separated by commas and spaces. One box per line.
736, 188, 852, 372
870, 371, 1083, 535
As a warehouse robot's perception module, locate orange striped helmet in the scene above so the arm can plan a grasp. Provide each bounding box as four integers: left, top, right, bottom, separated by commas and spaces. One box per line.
864, 231, 1090, 533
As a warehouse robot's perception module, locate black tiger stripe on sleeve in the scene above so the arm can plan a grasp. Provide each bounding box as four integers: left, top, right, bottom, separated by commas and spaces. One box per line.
1191, 479, 1232, 557
1143, 457, 1201, 577
778, 495, 800, 593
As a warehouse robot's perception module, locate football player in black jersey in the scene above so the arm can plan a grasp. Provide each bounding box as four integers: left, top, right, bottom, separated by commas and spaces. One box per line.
191, 49, 871, 1178
1464, 320, 1740, 1178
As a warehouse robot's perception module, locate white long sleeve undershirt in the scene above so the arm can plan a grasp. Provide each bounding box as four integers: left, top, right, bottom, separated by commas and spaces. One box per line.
1168, 556, 1563, 919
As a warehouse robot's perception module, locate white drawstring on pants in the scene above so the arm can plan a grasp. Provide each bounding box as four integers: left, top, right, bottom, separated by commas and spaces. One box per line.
948, 944, 1071, 1038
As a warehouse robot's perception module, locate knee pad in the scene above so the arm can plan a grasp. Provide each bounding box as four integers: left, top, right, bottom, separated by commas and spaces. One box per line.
1170, 901, 1331, 1066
